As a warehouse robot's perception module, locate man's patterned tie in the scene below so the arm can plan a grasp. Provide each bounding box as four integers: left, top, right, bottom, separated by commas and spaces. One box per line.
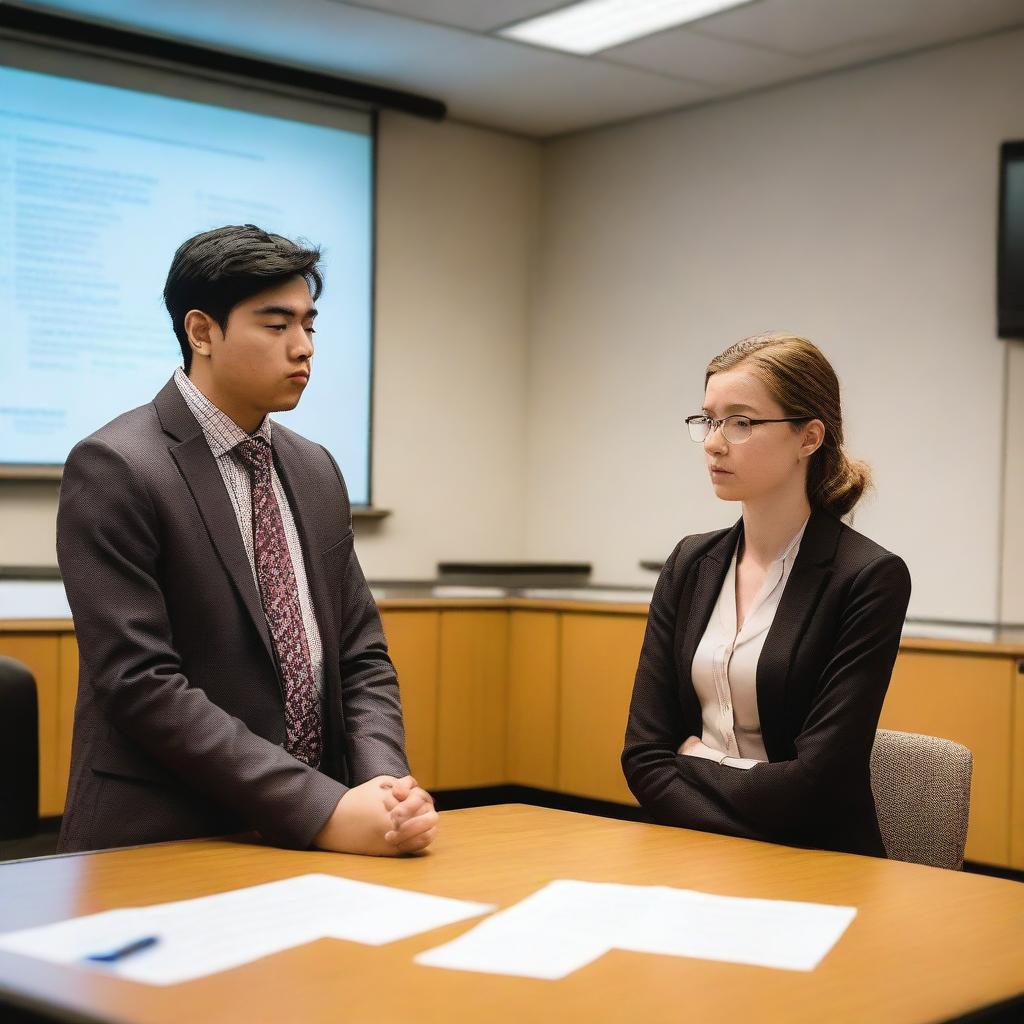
235, 436, 322, 768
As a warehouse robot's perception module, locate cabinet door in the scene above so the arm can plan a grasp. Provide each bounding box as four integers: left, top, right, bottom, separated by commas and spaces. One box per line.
380, 611, 440, 790
881, 651, 1014, 867
57, 635, 79, 813
558, 614, 646, 804
436, 611, 509, 789
0, 634, 61, 818
1013, 660, 1024, 869
507, 611, 559, 789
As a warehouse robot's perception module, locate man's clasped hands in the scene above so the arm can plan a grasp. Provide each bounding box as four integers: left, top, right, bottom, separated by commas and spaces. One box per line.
313, 775, 438, 856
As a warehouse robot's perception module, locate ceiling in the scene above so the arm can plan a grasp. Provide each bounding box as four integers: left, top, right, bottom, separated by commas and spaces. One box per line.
7, 0, 1024, 137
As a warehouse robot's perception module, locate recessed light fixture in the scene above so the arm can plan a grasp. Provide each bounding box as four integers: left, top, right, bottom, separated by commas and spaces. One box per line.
499, 0, 754, 55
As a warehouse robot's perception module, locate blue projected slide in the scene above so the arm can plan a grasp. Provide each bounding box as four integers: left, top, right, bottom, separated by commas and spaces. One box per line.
0, 63, 374, 504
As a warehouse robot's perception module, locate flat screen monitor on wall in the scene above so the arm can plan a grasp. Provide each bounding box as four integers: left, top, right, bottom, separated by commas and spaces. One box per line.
0, 41, 375, 505
998, 140, 1024, 340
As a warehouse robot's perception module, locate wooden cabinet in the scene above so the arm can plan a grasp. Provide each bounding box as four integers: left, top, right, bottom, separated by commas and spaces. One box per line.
880, 651, 1015, 866
435, 611, 509, 789
56, 635, 78, 813
1012, 662, 1024, 870
557, 614, 645, 805
506, 611, 560, 789
379, 610, 440, 790
4, 612, 1024, 872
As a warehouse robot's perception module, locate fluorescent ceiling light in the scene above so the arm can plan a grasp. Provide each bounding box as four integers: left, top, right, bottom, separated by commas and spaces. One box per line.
499, 0, 753, 55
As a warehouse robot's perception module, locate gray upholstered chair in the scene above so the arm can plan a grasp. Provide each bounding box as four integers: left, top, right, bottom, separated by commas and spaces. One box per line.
870, 728, 972, 870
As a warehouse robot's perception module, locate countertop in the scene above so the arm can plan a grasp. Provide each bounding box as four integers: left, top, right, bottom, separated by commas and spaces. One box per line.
1, 579, 1022, 655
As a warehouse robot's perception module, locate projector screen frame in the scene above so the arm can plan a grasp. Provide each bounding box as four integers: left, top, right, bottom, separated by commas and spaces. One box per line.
0, 3, 445, 123
0, 464, 63, 481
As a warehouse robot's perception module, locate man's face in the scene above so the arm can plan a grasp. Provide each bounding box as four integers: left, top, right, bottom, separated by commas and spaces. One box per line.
201, 275, 317, 419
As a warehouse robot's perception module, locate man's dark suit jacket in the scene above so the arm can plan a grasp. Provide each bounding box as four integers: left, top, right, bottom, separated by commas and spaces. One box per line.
622, 507, 911, 857
56, 378, 409, 853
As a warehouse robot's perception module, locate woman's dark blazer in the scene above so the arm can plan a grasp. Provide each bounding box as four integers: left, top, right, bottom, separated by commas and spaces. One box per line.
621, 507, 911, 857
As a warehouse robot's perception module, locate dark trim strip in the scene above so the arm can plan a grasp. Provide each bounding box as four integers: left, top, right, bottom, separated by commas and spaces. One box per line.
365, 107, 380, 509
0, 3, 446, 121
432, 784, 649, 822
943, 995, 1024, 1024
0, 994, 112, 1024
962, 860, 1024, 883
437, 563, 593, 575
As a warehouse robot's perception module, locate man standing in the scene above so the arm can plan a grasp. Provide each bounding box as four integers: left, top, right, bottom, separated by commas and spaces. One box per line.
57, 224, 436, 856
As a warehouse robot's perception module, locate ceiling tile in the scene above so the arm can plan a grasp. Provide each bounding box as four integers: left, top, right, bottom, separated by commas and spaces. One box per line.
340, 1, 564, 34
444, 58, 712, 136
692, 0, 1024, 57
604, 26, 800, 89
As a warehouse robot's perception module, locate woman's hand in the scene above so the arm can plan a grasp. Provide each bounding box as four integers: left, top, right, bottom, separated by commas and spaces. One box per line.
678, 736, 730, 762
678, 735, 703, 756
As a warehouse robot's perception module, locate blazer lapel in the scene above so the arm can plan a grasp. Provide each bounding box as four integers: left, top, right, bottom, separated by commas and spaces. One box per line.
676, 520, 741, 729
153, 378, 275, 667
756, 508, 842, 759
270, 429, 340, 673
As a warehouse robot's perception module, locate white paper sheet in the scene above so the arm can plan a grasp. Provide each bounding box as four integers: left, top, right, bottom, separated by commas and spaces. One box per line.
0, 873, 493, 986
415, 879, 856, 979
618, 885, 857, 971
416, 881, 630, 980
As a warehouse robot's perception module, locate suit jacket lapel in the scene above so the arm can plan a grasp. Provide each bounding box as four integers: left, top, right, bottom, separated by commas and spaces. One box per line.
756, 508, 842, 759
676, 520, 741, 730
271, 428, 340, 675
153, 378, 276, 667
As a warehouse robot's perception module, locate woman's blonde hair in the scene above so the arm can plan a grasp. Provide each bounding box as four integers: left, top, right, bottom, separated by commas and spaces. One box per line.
705, 332, 871, 518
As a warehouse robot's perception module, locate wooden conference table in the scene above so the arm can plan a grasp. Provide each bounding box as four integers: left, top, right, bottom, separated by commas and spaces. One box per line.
0, 805, 1021, 1024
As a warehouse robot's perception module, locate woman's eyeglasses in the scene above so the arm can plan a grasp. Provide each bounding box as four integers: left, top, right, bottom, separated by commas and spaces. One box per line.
685, 414, 810, 445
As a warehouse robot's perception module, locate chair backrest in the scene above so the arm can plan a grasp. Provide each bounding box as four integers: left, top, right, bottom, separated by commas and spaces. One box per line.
870, 728, 972, 870
0, 656, 40, 843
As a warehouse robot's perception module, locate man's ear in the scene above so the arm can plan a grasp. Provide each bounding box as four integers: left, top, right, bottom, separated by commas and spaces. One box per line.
184, 309, 219, 361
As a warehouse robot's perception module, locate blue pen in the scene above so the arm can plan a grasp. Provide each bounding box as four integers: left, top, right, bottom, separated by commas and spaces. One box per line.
85, 935, 160, 963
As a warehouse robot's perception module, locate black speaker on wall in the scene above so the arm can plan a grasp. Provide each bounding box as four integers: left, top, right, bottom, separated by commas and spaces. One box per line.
998, 140, 1024, 339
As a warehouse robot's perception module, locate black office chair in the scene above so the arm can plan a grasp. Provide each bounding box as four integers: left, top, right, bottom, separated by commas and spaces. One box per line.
0, 656, 39, 841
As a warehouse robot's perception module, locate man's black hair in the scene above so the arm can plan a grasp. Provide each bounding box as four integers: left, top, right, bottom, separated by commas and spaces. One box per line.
164, 224, 323, 372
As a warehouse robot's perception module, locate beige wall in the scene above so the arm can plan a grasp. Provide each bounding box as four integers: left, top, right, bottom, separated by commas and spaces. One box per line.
0, 112, 540, 578
1002, 342, 1024, 623
356, 112, 538, 578
0, 481, 56, 568
525, 27, 1024, 622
